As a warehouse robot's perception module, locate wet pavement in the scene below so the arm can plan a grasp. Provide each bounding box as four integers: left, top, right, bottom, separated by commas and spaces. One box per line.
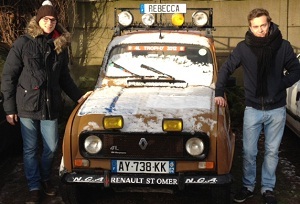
0, 136, 65, 204
0, 125, 299, 204
230, 127, 300, 204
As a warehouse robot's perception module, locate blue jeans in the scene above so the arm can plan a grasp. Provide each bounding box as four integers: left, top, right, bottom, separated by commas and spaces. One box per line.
242, 106, 286, 195
20, 118, 59, 191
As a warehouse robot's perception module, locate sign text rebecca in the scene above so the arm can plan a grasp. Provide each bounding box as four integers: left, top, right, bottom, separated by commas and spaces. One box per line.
141, 4, 187, 14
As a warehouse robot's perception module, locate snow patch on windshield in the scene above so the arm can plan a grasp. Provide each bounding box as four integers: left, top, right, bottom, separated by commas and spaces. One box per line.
106, 52, 213, 86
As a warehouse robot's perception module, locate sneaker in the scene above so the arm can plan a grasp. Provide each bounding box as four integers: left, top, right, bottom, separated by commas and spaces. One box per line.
233, 187, 254, 203
25, 190, 40, 204
263, 190, 277, 204
41, 181, 57, 196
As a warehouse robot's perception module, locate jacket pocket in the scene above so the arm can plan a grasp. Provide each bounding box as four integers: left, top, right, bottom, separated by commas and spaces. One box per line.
17, 85, 40, 112
31, 69, 46, 90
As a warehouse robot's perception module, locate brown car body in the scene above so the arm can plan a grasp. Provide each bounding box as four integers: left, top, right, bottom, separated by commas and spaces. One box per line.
59, 6, 235, 203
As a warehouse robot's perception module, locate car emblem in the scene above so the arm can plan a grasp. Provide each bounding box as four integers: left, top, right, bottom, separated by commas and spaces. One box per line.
139, 138, 148, 150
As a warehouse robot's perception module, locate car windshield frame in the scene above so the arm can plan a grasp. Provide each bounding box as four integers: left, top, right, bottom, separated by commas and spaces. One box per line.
102, 43, 214, 87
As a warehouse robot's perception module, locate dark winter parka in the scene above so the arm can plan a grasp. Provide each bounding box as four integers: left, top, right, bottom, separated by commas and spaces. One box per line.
1, 17, 83, 120
215, 23, 300, 110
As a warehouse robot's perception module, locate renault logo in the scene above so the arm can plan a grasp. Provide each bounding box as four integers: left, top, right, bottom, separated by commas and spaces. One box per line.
139, 138, 148, 150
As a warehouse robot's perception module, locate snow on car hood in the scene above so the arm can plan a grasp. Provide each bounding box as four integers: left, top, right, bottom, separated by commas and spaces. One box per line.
78, 86, 217, 133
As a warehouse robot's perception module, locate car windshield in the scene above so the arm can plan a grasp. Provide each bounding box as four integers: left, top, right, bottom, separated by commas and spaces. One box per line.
104, 44, 214, 86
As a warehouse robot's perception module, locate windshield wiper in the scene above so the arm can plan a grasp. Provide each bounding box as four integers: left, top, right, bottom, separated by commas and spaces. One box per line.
111, 61, 142, 77
127, 78, 187, 88
140, 64, 174, 79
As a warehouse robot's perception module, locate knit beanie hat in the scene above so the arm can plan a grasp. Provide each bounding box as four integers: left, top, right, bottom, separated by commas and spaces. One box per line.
36, 0, 58, 23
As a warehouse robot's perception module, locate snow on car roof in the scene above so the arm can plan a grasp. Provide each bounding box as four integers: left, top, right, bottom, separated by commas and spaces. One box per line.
108, 31, 211, 48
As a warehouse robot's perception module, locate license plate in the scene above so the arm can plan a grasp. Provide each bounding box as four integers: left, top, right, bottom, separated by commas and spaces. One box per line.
111, 160, 175, 174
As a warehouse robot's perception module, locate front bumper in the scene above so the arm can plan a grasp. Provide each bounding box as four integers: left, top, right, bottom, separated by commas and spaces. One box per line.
60, 170, 232, 188
59, 157, 232, 188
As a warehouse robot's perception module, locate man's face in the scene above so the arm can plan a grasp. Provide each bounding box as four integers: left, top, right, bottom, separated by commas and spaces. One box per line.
38, 16, 57, 34
249, 15, 270, 37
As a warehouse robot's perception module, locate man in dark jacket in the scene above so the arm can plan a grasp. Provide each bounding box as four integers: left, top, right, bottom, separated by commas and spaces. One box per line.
215, 8, 300, 204
1, 1, 90, 203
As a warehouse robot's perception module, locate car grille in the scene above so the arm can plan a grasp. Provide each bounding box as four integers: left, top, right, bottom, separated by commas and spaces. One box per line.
79, 132, 209, 160
101, 134, 184, 158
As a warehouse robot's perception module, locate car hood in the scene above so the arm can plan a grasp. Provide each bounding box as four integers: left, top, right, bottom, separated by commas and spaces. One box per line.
77, 86, 217, 134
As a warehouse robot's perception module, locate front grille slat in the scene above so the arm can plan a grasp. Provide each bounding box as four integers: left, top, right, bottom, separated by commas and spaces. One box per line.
102, 134, 184, 158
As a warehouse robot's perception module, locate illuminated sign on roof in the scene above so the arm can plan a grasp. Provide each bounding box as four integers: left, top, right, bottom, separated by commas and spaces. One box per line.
140, 4, 187, 14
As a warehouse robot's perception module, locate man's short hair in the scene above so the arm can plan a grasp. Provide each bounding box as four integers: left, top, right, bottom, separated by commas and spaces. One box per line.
247, 8, 272, 26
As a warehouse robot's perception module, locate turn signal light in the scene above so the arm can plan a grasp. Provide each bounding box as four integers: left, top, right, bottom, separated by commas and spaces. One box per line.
198, 162, 214, 169
74, 159, 90, 167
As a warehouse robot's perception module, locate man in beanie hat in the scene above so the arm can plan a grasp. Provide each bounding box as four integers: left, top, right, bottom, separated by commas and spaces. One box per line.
1, 0, 92, 203
36, 0, 58, 24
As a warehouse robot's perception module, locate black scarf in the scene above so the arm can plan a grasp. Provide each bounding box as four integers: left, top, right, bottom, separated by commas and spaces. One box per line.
245, 23, 283, 97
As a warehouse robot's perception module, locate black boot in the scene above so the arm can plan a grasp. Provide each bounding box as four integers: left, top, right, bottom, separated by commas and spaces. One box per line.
41, 181, 57, 196
25, 190, 41, 204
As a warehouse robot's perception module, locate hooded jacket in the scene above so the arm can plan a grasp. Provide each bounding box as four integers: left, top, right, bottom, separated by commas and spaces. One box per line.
215, 24, 300, 110
1, 17, 83, 120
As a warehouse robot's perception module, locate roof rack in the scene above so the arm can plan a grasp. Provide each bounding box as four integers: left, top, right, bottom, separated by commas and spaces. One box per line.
114, 5, 214, 36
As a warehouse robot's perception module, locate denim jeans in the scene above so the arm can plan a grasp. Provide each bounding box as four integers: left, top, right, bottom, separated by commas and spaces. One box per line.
242, 106, 286, 194
20, 118, 59, 191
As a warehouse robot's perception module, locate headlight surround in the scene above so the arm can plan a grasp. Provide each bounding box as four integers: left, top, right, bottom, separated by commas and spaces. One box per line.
185, 137, 204, 156
171, 13, 185, 27
118, 11, 133, 27
84, 135, 102, 154
142, 13, 155, 26
192, 11, 208, 27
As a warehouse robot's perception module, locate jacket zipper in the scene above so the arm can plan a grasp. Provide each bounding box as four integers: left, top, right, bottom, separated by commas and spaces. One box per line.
261, 97, 265, 110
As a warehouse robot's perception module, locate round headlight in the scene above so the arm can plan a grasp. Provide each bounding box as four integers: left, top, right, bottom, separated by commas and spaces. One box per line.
171, 13, 184, 27
142, 13, 155, 26
185, 137, 204, 156
192, 11, 208, 27
118, 11, 133, 27
84, 135, 102, 154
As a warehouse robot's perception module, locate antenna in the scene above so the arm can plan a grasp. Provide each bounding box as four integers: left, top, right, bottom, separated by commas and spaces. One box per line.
159, 0, 163, 39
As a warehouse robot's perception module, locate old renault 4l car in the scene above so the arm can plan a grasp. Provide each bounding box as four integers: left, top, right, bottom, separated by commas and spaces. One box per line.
286, 54, 300, 136
59, 4, 235, 203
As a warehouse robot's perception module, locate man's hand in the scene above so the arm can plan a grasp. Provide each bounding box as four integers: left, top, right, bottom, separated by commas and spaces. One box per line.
77, 91, 93, 103
6, 114, 18, 125
215, 96, 227, 107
